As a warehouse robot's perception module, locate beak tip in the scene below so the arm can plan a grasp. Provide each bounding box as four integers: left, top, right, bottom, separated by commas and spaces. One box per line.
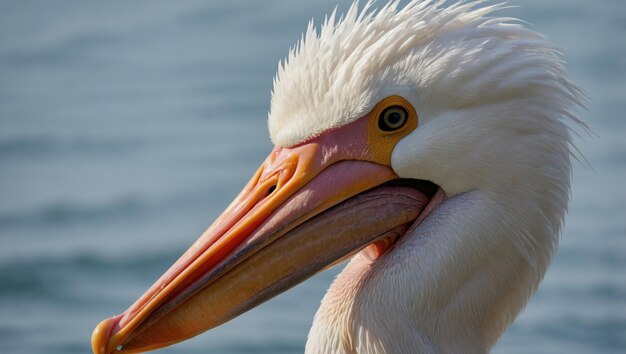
91, 317, 118, 354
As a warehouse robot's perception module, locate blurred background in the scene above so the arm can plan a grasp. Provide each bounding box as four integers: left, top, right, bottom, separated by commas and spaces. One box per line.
0, 0, 624, 353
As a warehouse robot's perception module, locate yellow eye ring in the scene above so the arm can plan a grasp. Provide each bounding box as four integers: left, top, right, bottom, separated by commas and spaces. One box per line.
366, 95, 418, 165
378, 106, 408, 131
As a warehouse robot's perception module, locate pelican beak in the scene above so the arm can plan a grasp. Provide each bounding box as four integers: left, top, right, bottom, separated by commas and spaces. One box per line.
92, 121, 431, 353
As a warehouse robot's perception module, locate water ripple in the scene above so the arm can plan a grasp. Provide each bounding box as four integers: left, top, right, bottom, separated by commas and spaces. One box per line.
0, 197, 146, 228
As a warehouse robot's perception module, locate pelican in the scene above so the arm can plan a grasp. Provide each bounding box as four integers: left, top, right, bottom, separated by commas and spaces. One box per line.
92, 1, 585, 353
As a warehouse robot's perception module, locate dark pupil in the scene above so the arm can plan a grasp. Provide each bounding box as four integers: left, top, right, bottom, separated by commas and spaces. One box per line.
387, 112, 402, 125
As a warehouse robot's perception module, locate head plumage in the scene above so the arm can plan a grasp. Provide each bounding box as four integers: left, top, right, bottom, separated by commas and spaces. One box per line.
268, 0, 584, 148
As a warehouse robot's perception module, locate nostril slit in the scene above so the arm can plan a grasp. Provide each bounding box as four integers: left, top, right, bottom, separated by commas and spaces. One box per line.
268, 185, 277, 196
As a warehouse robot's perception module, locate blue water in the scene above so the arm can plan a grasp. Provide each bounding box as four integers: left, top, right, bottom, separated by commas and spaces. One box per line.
0, 1, 624, 353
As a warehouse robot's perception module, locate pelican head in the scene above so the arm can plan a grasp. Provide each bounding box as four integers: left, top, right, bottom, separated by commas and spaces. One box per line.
92, 1, 584, 353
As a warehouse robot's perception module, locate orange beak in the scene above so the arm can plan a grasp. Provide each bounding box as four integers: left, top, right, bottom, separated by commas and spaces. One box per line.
91, 117, 431, 353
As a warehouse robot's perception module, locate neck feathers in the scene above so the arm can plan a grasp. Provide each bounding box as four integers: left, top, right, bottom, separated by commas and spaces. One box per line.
307, 185, 564, 354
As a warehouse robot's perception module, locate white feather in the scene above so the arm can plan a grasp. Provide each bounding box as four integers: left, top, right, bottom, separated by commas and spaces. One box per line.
268, 1, 585, 353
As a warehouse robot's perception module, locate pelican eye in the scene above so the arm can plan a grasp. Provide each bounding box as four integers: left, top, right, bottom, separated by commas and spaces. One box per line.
378, 106, 408, 131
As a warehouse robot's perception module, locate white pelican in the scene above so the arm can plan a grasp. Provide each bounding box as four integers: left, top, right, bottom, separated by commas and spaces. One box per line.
92, 1, 585, 353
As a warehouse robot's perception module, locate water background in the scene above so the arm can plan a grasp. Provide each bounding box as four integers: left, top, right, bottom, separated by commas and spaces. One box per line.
1, 1, 624, 353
